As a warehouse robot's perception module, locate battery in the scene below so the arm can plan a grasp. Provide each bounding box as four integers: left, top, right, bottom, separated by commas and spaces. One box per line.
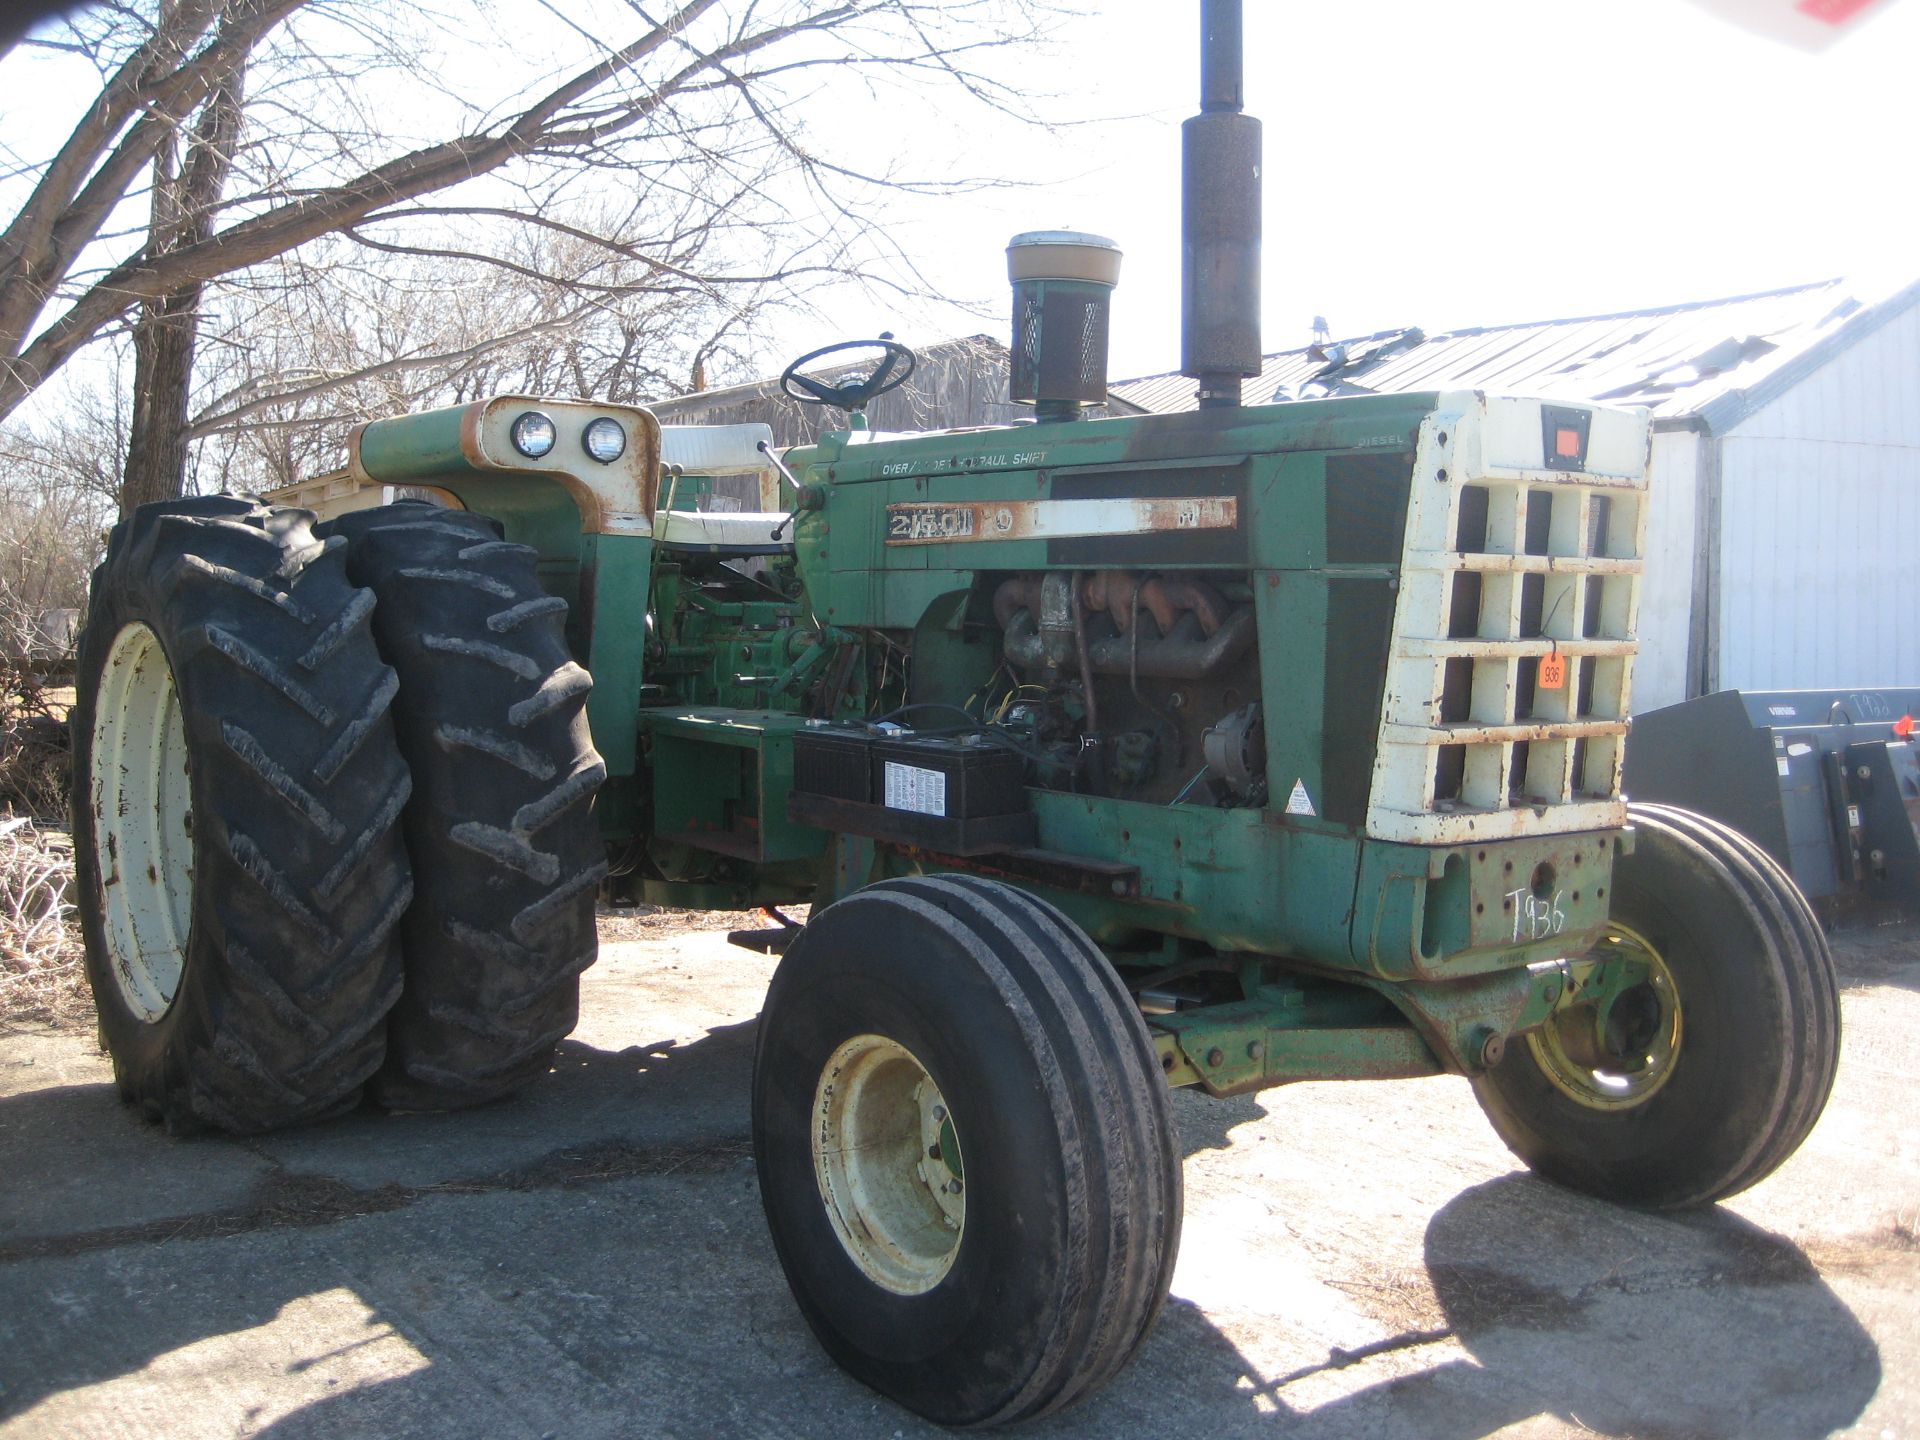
869, 735, 1026, 820
788, 725, 1034, 855
792, 724, 875, 804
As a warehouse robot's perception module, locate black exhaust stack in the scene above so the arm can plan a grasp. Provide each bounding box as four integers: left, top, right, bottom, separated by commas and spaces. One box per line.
1181, 0, 1261, 408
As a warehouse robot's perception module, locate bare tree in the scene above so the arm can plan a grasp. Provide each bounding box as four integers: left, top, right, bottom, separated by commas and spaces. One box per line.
186, 222, 784, 493
0, 407, 119, 617
1, 0, 1060, 511
121, 0, 250, 512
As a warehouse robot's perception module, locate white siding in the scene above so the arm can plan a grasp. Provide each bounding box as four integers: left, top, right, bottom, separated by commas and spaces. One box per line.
1634, 428, 1705, 711
1714, 300, 1920, 692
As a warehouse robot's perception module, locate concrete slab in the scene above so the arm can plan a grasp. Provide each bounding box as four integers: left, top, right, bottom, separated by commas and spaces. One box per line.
0, 1030, 275, 1244
2, 926, 1915, 1438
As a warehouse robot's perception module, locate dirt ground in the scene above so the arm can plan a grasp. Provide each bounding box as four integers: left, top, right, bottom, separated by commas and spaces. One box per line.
0, 914, 1915, 1439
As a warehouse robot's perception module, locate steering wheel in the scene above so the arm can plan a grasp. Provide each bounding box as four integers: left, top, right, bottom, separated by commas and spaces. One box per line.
779, 339, 917, 412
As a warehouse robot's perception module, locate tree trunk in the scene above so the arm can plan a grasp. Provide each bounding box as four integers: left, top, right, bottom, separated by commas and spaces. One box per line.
120, 15, 245, 518
122, 286, 209, 514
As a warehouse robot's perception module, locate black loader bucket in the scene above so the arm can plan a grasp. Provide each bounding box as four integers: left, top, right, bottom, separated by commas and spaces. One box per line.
1623, 688, 1920, 924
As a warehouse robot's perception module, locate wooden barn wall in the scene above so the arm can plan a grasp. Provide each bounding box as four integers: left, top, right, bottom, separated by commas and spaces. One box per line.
648, 340, 1019, 447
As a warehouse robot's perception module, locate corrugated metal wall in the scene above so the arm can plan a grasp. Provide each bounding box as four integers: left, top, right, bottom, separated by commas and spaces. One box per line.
1713, 300, 1920, 691
1635, 429, 1706, 712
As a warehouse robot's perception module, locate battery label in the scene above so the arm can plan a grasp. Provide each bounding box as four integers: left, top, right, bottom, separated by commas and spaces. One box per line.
884, 761, 948, 817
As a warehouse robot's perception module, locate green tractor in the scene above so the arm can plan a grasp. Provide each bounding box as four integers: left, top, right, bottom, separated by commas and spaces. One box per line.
70, 1, 1837, 1426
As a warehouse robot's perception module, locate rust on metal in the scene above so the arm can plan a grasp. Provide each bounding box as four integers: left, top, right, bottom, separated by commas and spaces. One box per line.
894, 843, 1146, 900
1080, 570, 1229, 637
993, 569, 1232, 639
883, 495, 1237, 545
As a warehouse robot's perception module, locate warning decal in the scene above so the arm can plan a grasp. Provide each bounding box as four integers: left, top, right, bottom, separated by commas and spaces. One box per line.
884, 761, 947, 817
1285, 779, 1316, 817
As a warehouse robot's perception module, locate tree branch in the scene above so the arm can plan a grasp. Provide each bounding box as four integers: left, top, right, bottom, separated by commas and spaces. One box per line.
0, 0, 309, 360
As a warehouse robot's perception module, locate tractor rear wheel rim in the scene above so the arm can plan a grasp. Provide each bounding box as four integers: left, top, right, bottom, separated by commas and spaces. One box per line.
90, 621, 194, 1022
812, 1033, 965, 1295
1530, 921, 1681, 1111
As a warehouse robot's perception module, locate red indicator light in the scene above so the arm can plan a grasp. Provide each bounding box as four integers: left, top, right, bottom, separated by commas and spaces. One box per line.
1555, 428, 1581, 458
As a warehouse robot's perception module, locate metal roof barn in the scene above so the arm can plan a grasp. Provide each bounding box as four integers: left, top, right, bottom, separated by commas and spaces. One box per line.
1111, 278, 1920, 711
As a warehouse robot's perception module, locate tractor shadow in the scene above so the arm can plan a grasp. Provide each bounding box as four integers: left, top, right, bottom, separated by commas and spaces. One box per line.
0, 1024, 1885, 1439
0, 1017, 766, 1425
1116, 1171, 1881, 1439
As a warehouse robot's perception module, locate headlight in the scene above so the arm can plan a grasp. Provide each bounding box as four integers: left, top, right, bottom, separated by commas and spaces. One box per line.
510, 410, 556, 458
582, 416, 626, 464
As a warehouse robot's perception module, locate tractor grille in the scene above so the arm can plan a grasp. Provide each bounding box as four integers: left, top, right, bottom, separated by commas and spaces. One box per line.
1368, 396, 1649, 844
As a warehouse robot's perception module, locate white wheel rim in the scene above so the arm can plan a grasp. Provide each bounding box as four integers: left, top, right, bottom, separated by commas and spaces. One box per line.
90, 621, 195, 1022
812, 1033, 966, 1295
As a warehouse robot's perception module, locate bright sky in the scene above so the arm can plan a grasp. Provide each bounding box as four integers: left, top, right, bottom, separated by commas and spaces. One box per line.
844, 0, 1920, 380
5, 0, 1917, 403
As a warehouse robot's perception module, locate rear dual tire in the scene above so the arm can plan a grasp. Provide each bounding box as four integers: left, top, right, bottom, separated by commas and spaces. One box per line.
76, 497, 604, 1131
320, 503, 607, 1111
74, 497, 412, 1133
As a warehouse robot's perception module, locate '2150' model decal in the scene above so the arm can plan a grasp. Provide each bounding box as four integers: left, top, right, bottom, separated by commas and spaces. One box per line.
884, 496, 1238, 544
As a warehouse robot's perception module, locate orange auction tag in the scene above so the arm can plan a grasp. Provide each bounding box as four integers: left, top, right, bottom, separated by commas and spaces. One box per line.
1538, 651, 1567, 689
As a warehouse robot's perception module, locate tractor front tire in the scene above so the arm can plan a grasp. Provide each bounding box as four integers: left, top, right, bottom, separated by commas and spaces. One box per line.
73, 496, 412, 1133
1471, 801, 1840, 1209
319, 504, 606, 1111
752, 875, 1181, 1427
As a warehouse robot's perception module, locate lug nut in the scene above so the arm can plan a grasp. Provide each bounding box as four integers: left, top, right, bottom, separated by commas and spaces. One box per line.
946, 1179, 963, 1195
1478, 1031, 1507, 1068
1206, 1048, 1225, 1067
1246, 1040, 1263, 1061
